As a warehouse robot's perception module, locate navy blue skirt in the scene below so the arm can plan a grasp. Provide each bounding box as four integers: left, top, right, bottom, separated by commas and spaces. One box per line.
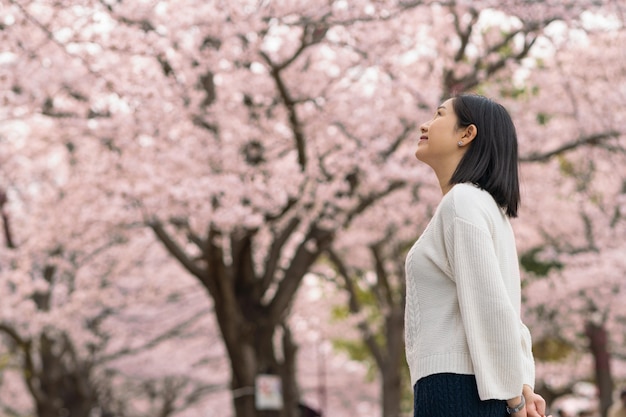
413, 373, 507, 417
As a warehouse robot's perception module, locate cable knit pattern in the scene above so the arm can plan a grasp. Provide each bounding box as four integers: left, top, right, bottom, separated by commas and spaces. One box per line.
404, 183, 535, 401
413, 373, 507, 417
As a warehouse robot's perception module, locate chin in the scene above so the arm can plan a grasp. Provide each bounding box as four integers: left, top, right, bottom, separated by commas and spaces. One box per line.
414, 152, 434, 170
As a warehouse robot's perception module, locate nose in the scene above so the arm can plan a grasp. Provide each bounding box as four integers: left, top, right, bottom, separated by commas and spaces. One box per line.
420, 121, 429, 133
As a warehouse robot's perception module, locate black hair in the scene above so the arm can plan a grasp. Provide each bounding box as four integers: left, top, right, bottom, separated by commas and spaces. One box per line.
450, 94, 520, 218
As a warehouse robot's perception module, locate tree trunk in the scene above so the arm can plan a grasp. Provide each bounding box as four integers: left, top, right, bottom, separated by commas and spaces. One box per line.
585, 321, 613, 417
205, 270, 303, 417
151, 218, 335, 417
225, 320, 299, 417
33, 334, 98, 417
381, 364, 402, 417
381, 306, 405, 417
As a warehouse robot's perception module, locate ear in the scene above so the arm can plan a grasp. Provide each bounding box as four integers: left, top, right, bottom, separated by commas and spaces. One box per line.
462, 124, 477, 144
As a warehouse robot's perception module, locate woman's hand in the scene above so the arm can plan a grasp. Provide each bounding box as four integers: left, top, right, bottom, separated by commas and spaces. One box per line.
522, 384, 552, 417
507, 385, 552, 417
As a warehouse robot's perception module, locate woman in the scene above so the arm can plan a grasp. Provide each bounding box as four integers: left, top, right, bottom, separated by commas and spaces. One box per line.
404, 94, 551, 417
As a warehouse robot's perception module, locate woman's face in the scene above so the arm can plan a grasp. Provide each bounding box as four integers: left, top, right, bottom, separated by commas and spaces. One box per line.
415, 98, 465, 166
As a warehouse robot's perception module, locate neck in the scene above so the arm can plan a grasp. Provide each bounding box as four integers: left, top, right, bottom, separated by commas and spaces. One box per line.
424, 152, 464, 195
432, 163, 458, 196
439, 180, 453, 195
419, 154, 464, 196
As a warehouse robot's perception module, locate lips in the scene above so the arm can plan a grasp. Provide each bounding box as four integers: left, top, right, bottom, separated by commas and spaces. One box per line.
419, 135, 428, 141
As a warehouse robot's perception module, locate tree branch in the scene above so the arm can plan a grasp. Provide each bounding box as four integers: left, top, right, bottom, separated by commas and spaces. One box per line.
0, 323, 45, 404
265, 197, 299, 222
260, 51, 308, 171
148, 220, 207, 279
230, 230, 257, 299
451, 5, 479, 62
370, 244, 394, 308
382, 119, 417, 158
98, 307, 211, 363
0, 189, 15, 249
261, 217, 301, 295
267, 224, 333, 321
538, 210, 599, 256
520, 131, 621, 162
0, 323, 27, 347
257, 17, 331, 173
326, 249, 385, 367
344, 180, 405, 228
443, 7, 551, 96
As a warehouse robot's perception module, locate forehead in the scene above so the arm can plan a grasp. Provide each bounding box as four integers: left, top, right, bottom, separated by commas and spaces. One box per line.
439, 98, 455, 109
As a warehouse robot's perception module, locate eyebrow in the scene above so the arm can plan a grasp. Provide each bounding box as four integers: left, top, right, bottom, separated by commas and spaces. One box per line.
437, 105, 447, 110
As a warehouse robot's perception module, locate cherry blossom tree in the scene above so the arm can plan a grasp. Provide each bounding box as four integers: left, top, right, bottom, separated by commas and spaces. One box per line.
503, 19, 626, 417
1, 1, 625, 417
322, 3, 626, 417
0, 176, 222, 417
2, 1, 419, 415
0, 77, 223, 416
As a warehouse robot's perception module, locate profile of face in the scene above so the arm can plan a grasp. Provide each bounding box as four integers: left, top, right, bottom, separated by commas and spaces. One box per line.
415, 98, 475, 170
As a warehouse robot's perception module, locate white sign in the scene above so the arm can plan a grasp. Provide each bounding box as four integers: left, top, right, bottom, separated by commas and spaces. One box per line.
255, 374, 283, 410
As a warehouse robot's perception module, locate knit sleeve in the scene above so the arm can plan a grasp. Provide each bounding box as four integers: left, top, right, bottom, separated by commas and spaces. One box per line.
445, 216, 531, 400
520, 320, 536, 389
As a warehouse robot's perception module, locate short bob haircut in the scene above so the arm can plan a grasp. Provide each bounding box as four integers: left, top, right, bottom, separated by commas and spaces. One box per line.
450, 94, 520, 218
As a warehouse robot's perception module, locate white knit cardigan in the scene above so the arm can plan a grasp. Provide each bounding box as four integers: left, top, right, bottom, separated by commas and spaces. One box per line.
404, 183, 535, 400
